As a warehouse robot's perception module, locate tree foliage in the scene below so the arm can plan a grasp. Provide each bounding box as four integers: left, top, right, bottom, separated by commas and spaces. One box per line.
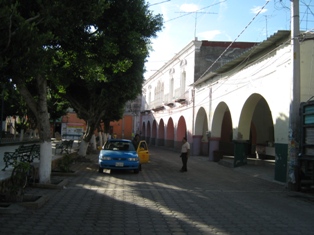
49, 0, 163, 151
0, 0, 163, 180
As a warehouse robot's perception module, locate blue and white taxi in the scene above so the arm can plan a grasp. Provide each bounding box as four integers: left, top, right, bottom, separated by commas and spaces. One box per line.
98, 139, 140, 173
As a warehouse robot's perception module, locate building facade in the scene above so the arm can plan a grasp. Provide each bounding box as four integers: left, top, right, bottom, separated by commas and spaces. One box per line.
141, 38, 257, 150
140, 30, 314, 183
53, 96, 142, 141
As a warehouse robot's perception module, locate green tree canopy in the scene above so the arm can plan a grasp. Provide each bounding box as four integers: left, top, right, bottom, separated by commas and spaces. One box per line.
0, 0, 163, 181
50, 0, 163, 151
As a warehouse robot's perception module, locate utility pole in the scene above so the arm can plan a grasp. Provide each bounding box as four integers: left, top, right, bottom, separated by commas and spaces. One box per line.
288, 0, 300, 185
264, 15, 272, 38
193, 12, 212, 38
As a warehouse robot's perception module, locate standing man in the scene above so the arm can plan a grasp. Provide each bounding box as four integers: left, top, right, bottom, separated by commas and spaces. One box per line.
132, 134, 140, 149
180, 137, 190, 172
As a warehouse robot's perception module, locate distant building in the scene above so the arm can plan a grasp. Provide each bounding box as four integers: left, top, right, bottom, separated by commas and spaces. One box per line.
52, 97, 142, 140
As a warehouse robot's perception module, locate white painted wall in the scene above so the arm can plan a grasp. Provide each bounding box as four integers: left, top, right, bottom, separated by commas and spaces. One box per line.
142, 33, 314, 149
195, 42, 292, 144
142, 40, 197, 142
194, 37, 314, 145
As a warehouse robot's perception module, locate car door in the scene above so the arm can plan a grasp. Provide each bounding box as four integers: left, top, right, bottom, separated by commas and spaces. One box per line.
137, 140, 149, 164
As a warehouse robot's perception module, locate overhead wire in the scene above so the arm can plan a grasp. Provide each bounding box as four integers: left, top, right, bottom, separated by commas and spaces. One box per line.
146, 0, 225, 69
149, 0, 314, 113
164, 1, 225, 23
208, 27, 314, 106
208, 37, 292, 101
148, 0, 171, 7
152, 0, 272, 110
197, 0, 271, 80
300, 0, 314, 30
206, 0, 314, 96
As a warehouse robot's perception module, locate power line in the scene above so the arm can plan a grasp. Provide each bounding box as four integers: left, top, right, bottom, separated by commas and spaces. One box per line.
165, 1, 225, 23
198, 0, 270, 80
149, 0, 171, 7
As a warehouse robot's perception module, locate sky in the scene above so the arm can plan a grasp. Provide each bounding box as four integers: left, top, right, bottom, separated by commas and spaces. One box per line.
144, 0, 314, 79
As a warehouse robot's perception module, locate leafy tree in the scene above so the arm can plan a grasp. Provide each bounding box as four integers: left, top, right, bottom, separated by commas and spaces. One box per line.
0, 79, 20, 119
102, 103, 126, 134
0, 79, 68, 139
0, 79, 38, 136
0, 0, 162, 182
0, 0, 109, 183
51, 0, 163, 155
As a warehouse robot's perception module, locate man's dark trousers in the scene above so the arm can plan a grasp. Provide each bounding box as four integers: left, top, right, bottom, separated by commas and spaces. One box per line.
181, 153, 188, 171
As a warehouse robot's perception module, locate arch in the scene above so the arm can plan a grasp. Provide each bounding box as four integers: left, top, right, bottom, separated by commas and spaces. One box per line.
141, 122, 146, 140
238, 94, 274, 157
151, 120, 157, 145
238, 94, 274, 141
209, 102, 233, 159
195, 107, 208, 136
166, 118, 175, 147
176, 116, 187, 151
229, 93, 275, 168
211, 102, 231, 138
157, 119, 165, 146
194, 107, 209, 156
147, 121, 151, 143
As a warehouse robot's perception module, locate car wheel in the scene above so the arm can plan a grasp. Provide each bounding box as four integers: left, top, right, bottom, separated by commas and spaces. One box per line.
134, 168, 139, 174
98, 167, 103, 173
139, 164, 142, 171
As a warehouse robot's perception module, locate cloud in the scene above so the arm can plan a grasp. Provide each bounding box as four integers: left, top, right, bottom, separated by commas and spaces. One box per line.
197, 30, 222, 40
180, 4, 199, 12
251, 6, 267, 14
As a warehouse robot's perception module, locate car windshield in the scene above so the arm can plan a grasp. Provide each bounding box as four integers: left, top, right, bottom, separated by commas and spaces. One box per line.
103, 141, 135, 151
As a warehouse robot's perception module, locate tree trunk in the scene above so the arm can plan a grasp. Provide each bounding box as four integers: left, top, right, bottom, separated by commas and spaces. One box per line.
13, 119, 17, 140
98, 131, 103, 147
39, 141, 52, 183
78, 116, 100, 156
78, 140, 89, 156
91, 134, 96, 150
78, 120, 95, 157
102, 132, 106, 144
35, 75, 52, 184
17, 75, 52, 184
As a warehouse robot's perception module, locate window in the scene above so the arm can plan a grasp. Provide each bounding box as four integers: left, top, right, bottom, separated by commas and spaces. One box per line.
170, 78, 174, 101
180, 71, 186, 97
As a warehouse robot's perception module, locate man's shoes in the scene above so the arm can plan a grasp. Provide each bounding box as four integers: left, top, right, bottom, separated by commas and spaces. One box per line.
180, 169, 187, 172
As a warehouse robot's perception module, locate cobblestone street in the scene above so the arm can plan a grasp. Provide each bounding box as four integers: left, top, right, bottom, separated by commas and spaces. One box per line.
1, 146, 314, 235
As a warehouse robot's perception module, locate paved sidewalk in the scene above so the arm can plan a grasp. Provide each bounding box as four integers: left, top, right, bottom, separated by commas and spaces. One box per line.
1, 146, 314, 235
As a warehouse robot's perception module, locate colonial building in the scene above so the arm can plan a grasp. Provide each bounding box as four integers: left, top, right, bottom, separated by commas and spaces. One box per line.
140, 30, 314, 183
140, 38, 257, 150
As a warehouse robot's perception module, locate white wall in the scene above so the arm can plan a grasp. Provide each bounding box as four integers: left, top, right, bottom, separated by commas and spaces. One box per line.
195, 42, 293, 144
194, 38, 314, 145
